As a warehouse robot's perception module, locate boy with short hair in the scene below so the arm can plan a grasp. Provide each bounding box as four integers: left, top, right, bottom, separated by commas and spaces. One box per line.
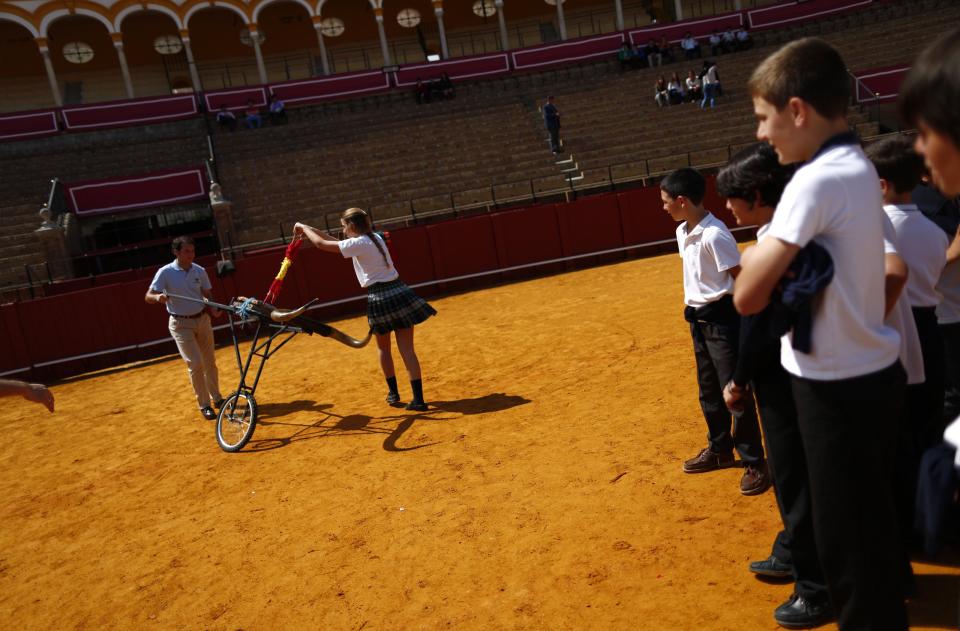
661, 167, 768, 496
735, 38, 907, 629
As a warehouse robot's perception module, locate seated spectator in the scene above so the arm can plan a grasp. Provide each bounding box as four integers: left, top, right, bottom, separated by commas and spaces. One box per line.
681, 31, 701, 59
722, 28, 736, 53
216, 105, 237, 132
659, 36, 675, 64
439, 72, 455, 100
667, 72, 685, 104
415, 78, 430, 104
709, 30, 724, 56
685, 69, 702, 102
654, 76, 669, 107
645, 39, 662, 67
632, 43, 648, 66
244, 99, 262, 129
618, 42, 636, 70
267, 94, 287, 124
735, 26, 752, 51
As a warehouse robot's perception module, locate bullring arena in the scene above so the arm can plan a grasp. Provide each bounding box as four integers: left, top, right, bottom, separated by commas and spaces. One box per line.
2, 0, 960, 628
2, 252, 960, 629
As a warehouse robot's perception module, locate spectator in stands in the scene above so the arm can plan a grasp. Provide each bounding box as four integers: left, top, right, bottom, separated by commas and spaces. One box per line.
145, 235, 224, 421
268, 94, 287, 125
681, 31, 701, 59
654, 76, 669, 108
736, 26, 753, 51
415, 78, 430, 104
0, 379, 54, 412
668, 72, 685, 105
618, 42, 636, 70
645, 39, 661, 67
701, 62, 720, 108
709, 30, 724, 56
244, 99, 262, 130
632, 42, 648, 67
722, 28, 736, 53
659, 36, 675, 64
685, 69, 703, 103
543, 95, 562, 154
216, 105, 237, 132
439, 73, 455, 100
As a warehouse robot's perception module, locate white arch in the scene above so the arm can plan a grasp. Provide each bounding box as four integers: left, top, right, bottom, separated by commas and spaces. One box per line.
114, 5, 184, 31
184, 1, 250, 27
0, 13, 40, 38
253, 0, 314, 23
40, 8, 116, 38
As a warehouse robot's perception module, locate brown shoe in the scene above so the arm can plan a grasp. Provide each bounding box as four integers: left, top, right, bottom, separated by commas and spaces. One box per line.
741, 462, 771, 496
683, 447, 735, 473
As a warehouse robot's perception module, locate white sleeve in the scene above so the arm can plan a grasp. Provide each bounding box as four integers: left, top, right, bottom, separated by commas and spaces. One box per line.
881, 214, 898, 255
338, 236, 368, 259
767, 172, 838, 248
703, 226, 741, 272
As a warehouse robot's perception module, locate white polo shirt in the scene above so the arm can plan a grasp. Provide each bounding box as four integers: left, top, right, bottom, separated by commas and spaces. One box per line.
883, 204, 948, 308
339, 233, 399, 288
676, 212, 740, 308
767, 142, 900, 380
149, 260, 211, 316
883, 216, 925, 385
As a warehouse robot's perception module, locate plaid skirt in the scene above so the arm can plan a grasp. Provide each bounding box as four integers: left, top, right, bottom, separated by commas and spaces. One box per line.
367, 279, 436, 335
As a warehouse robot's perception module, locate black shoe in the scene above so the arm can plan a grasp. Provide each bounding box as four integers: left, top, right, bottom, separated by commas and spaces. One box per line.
200, 406, 216, 420
749, 554, 793, 579
405, 400, 428, 412
214, 398, 226, 409
774, 594, 833, 629
386, 391, 401, 405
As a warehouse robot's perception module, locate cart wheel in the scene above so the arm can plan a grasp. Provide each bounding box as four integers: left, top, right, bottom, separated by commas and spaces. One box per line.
216, 391, 257, 452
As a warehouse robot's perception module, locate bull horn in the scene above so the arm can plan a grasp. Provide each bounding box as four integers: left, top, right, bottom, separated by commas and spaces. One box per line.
270, 304, 309, 322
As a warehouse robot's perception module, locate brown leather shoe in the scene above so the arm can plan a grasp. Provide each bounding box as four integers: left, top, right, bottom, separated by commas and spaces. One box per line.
683, 447, 735, 473
741, 462, 771, 496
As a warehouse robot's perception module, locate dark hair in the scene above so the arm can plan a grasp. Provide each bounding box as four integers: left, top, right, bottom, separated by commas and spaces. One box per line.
172, 235, 195, 252
342, 207, 388, 265
717, 143, 796, 207
864, 134, 925, 194
748, 37, 849, 120
898, 27, 960, 148
661, 168, 706, 205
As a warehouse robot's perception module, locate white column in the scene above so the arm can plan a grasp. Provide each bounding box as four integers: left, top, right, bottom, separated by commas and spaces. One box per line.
113, 39, 135, 99
374, 10, 392, 66
434, 4, 449, 59
674, 0, 683, 21
555, 0, 567, 41
312, 21, 331, 75
249, 26, 269, 84
36, 40, 63, 107
494, 0, 509, 51
180, 31, 203, 93
613, 0, 625, 31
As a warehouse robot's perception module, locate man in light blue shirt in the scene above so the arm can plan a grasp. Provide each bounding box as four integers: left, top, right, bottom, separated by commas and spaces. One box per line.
145, 236, 223, 420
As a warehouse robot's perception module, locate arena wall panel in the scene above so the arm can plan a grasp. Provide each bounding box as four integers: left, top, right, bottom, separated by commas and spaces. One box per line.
204, 87, 268, 112
0, 109, 60, 142
747, 0, 872, 29
387, 226, 436, 285
491, 204, 563, 267
270, 70, 392, 107
64, 167, 207, 216
617, 188, 676, 245
426, 215, 500, 279
60, 95, 198, 132
0, 304, 30, 375
393, 53, 512, 87
556, 194, 624, 256
628, 12, 742, 47
511, 33, 625, 71
855, 65, 908, 103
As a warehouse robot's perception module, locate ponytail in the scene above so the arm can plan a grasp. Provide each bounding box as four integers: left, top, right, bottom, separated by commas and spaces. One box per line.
342, 207, 389, 266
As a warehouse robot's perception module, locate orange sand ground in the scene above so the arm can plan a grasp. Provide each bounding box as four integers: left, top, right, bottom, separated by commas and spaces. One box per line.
1, 252, 958, 630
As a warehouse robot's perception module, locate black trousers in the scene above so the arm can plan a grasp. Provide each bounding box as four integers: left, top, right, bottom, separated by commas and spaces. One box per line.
939, 321, 960, 423
689, 319, 764, 464
791, 362, 907, 631
912, 307, 946, 449
754, 367, 827, 601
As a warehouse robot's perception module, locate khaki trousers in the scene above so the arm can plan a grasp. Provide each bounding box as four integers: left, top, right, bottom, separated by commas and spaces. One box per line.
168, 314, 222, 409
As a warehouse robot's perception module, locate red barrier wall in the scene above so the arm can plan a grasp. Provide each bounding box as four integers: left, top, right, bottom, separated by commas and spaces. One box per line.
204, 87, 268, 111
855, 65, 908, 103
388, 226, 436, 285
426, 214, 500, 279
617, 187, 676, 245
394, 53, 512, 87
65, 167, 207, 216
511, 33, 625, 71
747, 0, 871, 29
0, 109, 60, 142
556, 194, 624, 256
628, 12, 742, 46
60, 95, 198, 132
271, 70, 392, 106
491, 204, 562, 268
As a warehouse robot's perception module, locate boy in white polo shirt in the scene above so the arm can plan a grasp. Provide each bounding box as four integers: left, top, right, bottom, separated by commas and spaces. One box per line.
735, 38, 907, 629
661, 167, 768, 496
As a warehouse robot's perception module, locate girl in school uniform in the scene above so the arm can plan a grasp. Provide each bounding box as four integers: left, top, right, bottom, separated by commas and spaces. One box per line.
294, 208, 436, 411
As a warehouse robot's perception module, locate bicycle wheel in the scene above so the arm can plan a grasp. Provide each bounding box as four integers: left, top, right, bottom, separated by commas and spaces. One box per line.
216, 391, 257, 452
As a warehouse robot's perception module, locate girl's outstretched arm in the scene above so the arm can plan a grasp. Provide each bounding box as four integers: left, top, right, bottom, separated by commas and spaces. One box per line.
294, 222, 341, 253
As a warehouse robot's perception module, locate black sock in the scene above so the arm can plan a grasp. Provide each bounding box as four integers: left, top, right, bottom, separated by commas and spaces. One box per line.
410, 378, 424, 403
386, 376, 399, 395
